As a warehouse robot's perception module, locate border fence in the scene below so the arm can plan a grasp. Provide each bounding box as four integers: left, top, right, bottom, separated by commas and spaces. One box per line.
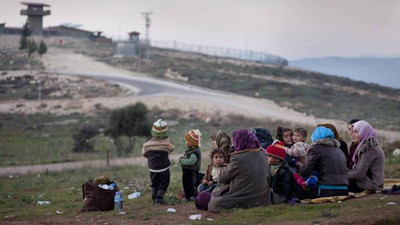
150, 39, 288, 66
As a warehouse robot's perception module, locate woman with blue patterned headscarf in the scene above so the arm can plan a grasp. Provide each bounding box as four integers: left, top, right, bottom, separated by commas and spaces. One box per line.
297, 126, 348, 199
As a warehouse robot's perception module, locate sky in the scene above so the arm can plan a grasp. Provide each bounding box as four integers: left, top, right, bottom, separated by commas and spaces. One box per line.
2, 0, 400, 60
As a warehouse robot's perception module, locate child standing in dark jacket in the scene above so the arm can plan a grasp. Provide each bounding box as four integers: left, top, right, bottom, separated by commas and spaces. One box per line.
266, 141, 295, 201
179, 129, 202, 201
142, 119, 175, 204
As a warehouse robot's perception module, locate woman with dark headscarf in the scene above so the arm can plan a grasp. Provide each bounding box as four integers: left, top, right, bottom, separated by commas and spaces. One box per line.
318, 123, 348, 158
348, 121, 385, 192
208, 129, 272, 213
211, 130, 233, 163
299, 127, 348, 199
252, 128, 274, 150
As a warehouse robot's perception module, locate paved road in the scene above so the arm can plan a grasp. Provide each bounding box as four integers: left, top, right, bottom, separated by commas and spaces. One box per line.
47, 70, 318, 124
48, 70, 217, 97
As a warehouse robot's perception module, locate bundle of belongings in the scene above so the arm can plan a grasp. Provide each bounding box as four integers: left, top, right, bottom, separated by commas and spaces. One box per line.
303, 179, 400, 204
80, 175, 120, 212
381, 179, 400, 195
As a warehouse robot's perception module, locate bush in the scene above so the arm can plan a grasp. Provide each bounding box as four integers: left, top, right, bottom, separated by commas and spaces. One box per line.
105, 102, 151, 156
72, 123, 100, 152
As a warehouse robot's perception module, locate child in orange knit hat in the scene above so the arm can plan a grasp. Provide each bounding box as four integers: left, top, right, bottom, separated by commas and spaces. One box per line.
179, 129, 202, 201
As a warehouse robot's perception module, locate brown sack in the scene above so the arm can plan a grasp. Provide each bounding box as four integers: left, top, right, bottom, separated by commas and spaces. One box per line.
81, 180, 118, 212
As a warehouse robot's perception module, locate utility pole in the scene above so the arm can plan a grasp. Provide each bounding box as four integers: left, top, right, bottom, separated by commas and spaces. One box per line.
141, 11, 152, 60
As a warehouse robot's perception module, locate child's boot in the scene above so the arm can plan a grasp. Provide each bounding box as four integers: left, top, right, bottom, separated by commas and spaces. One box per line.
152, 188, 157, 204
154, 195, 166, 204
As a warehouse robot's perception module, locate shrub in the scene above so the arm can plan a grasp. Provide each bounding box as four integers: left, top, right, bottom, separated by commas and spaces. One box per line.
105, 102, 151, 156
72, 123, 100, 152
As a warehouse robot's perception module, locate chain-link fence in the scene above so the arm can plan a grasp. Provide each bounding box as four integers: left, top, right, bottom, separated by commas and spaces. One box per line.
151, 39, 288, 66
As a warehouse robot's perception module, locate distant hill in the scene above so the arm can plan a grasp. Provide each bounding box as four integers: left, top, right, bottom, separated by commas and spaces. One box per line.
290, 57, 400, 89
82, 42, 400, 130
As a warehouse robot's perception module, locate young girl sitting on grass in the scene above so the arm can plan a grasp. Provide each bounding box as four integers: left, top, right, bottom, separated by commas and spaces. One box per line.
197, 149, 227, 193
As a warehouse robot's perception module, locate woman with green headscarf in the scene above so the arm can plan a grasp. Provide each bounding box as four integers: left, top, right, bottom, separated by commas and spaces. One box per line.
211, 130, 233, 163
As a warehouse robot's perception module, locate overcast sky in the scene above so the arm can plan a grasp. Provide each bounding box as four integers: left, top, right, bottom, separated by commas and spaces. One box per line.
2, 0, 400, 60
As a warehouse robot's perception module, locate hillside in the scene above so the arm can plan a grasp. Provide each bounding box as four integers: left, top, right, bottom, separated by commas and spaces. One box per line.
2, 36, 399, 131
98, 47, 400, 131
290, 57, 400, 89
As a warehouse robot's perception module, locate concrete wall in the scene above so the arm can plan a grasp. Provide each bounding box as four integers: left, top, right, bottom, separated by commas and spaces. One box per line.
28, 16, 43, 35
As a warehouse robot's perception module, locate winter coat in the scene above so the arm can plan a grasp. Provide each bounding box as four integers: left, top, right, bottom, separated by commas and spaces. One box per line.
181, 146, 201, 171
339, 140, 349, 158
208, 148, 272, 213
203, 163, 228, 184
347, 142, 358, 169
299, 138, 348, 186
142, 137, 175, 170
348, 137, 385, 191
269, 161, 294, 200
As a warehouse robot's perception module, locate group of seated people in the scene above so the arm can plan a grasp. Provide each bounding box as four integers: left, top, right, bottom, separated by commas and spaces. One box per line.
196, 120, 385, 213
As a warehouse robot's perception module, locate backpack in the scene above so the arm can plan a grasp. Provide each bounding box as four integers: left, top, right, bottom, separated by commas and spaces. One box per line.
81, 180, 119, 212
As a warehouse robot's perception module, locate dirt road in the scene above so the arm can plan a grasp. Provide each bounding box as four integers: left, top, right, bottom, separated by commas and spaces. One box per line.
0, 154, 181, 177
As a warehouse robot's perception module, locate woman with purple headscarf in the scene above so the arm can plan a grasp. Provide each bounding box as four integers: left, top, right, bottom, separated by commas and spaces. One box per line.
348, 120, 385, 192
207, 129, 272, 213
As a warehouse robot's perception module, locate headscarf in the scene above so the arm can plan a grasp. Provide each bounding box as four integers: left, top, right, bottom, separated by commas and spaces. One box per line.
351, 120, 377, 164
232, 129, 260, 152
214, 130, 231, 150
317, 123, 342, 140
252, 128, 273, 149
353, 120, 377, 143
311, 126, 334, 143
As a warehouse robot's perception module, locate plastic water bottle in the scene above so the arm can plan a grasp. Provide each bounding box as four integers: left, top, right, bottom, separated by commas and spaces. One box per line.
108, 183, 116, 190
114, 191, 123, 211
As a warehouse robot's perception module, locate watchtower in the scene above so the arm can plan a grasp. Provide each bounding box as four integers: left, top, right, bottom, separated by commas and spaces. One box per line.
128, 31, 140, 43
20, 2, 51, 35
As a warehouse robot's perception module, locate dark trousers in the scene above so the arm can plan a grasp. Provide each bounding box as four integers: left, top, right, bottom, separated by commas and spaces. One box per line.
297, 187, 348, 199
348, 180, 364, 193
150, 169, 170, 199
182, 168, 198, 199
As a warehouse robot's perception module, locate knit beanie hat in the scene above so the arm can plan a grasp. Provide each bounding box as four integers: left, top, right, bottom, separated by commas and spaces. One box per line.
151, 119, 168, 137
266, 141, 286, 160
184, 129, 201, 147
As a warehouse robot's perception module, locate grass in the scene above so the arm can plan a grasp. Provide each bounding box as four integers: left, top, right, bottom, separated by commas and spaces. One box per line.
0, 52, 43, 71
1, 110, 400, 224
0, 113, 111, 166
1, 108, 399, 167
0, 165, 149, 221
1, 164, 400, 225
0, 107, 305, 167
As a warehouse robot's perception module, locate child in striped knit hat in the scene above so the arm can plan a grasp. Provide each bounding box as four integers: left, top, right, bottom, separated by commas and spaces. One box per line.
179, 129, 202, 201
142, 119, 175, 204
